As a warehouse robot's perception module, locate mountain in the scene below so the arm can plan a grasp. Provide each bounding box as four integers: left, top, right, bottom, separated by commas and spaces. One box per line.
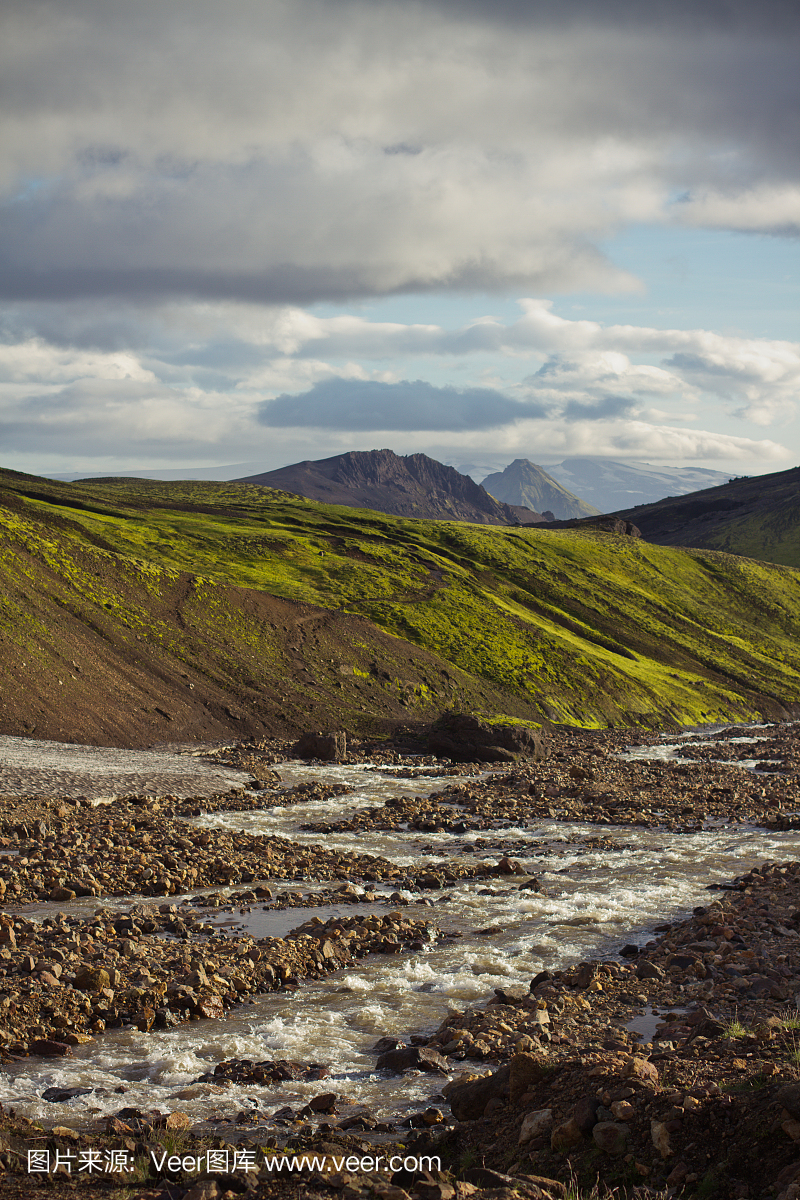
3, 467, 800, 739
607, 464, 800, 567
236, 449, 546, 525
542, 458, 731, 513
482, 459, 600, 519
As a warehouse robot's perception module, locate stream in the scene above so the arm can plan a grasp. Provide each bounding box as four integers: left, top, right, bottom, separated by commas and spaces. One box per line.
1, 726, 799, 1132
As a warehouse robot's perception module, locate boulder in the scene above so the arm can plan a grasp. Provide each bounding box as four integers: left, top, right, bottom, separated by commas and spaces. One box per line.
445, 1064, 511, 1120
592, 1121, 629, 1156
426, 712, 547, 764
73, 965, 110, 993
376, 1046, 449, 1074
294, 731, 347, 761
551, 1117, 583, 1152
519, 1109, 553, 1144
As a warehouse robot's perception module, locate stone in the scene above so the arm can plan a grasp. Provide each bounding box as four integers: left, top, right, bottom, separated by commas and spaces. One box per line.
551, 1118, 584, 1152
183, 1183, 221, 1200
294, 731, 347, 761
73, 965, 110, 993
308, 1092, 338, 1113
29, 1039, 73, 1057
592, 1121, 629, 1156
624, 1055, 659, 1084
572, 1095, 600, 1135
519, 1109, 553, 1144
651, 1119, 673, 1158
426, 712, 548, 763
42, 1086, 93, 1103
445, 1064, 511, 1121
157, 1111, 190, 1134
377, 1046, 449, 1074
636, 960, 665, 981
777, 1085, 800, 1121
666, 1162, 690, 1187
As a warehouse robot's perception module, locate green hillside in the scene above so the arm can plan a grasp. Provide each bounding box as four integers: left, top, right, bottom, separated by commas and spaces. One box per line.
2, 468, 800, 741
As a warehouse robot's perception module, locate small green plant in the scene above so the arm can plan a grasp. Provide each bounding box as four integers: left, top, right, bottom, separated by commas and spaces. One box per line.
723, 1011, 750, 1039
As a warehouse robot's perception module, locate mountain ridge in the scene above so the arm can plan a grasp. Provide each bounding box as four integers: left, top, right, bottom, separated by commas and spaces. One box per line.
236, 449, 546, 525
482, 459, 600, 519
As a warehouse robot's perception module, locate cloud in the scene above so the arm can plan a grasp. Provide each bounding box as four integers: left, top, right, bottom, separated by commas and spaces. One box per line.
1, 295, 797, 474
0, 1, 798, 305
258, 377, 546, 430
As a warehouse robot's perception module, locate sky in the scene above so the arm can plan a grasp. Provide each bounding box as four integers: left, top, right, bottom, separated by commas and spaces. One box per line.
1, 0, 799, 480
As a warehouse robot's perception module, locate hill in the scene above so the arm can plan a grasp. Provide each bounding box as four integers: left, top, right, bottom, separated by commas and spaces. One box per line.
542, 457, 731, 513
236, 449, 544, 525
607, 464, 800, 568
3, 468, 800, 743
482, 459, 599, 519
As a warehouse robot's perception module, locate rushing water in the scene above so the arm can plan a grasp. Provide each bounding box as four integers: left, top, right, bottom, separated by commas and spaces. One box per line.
2, 733, 800, 1132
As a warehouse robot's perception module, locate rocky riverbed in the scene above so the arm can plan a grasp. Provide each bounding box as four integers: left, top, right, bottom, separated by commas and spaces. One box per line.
1, 721, 800, 1200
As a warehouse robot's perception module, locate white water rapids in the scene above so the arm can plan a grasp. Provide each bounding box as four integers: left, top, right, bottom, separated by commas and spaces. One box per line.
2, 731, 799, 1132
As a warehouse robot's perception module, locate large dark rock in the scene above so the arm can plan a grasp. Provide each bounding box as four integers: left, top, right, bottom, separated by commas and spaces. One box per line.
293, 731, 347, 761
444, 1063, 511, 1120
376, 1046, 449, 1074
427, 712, 547, 763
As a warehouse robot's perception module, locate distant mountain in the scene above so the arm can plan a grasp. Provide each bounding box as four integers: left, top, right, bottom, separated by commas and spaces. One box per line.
482, 459, 600, 520
607, 464, 800, 567
237, 449, 547, 525
542, 458, 731, 513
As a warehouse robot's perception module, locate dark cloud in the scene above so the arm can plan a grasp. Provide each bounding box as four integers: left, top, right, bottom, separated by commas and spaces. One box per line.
0, 0, 797, 307
258, 378, 546, 431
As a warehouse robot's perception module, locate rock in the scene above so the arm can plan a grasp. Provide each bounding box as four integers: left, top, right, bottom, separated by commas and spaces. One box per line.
29, 1039, 73, 1057
463, 1169, 517, 1189
551, 1117, 584, 1152
777, 1085, 800, 1121
426, 712, 548, 764
294, 731, 347, 761
592, 1121, 629, 1155
572, 1095, 600, 1135
373, 1036, 404, 1053
49, 886, 77, 902
651, 1119, 673, 1158
73, 965, 110, 993
573, 963, 596, 989
194, 992, 225, 1020
445, 1064, 511, 1121
519, 1108, 553, 1144
308, 1092, 338, 1113
509, 1052, 551, 1104
42, 1086, 93, 1103
183, 1183, 221, 1200
666, 1162, 690, 1187
376, 1046, 449, 1074
624, 1055, 659, 1084
636, 960, 665, 981
164, 1111, 192, 1131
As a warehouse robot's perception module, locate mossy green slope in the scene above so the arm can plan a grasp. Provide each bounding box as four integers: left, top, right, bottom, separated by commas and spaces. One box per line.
3, 468, 800, 733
